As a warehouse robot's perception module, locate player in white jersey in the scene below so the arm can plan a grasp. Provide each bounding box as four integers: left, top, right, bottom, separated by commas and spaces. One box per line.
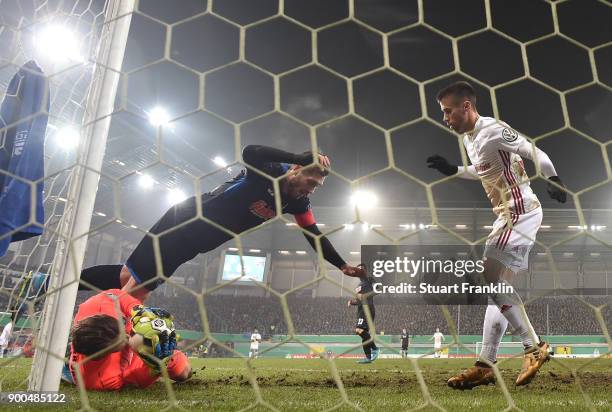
249, 329, 262, 359
427, 81, 567, 390
430, 328, 444, 358
0, 312, 15, 358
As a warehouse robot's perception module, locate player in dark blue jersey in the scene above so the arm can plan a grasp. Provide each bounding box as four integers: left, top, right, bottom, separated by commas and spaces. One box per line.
81, 145, 365, 301
348, 264, 379, 364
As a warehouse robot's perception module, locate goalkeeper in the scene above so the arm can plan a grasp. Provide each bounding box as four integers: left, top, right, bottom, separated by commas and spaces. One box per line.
67, 289, 191, 391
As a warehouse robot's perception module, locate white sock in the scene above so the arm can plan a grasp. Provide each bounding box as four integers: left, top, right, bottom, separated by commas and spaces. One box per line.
479, 302, 509, 364
489, 284, 540, 349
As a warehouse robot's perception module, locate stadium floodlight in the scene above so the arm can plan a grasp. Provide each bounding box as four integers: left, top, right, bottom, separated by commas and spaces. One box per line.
167, 189, 186, 205
568, 225, 587, 230
285, 222, 297, 226
36, 24, 83, 62
370, 224, 382, 228
56, 127, 80, 150
295, 250, 307, 255
316, 223, 326, 227
350, 190, 378, 210
249, 249, 261, 253
213, 156, 228, 168
455, 224, 467, 229
278, 250, 290, 255
343, 224, 354, 230
228, 247, 239, 251
94, 212, 106, 217
148, 106, 170, 126
362, 222, 369, 232
350, 251, 360, 255
418, 223, 425, 230
541, 225, 551, 229
138, 174, 154, 189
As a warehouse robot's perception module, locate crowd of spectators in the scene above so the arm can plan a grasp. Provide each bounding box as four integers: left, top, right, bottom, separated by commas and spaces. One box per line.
144, 292, 611, 336
1, 278, 608, 337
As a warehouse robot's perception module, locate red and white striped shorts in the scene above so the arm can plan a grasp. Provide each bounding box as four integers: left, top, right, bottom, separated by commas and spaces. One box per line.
484, 207, 543, 272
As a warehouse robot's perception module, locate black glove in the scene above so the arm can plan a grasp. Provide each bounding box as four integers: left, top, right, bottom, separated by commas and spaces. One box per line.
547, 176, 567, 203
426, 155, 458, 176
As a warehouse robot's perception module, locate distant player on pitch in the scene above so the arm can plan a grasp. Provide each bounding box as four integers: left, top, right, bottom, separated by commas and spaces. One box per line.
430, 328, 445, 358
249, 329, 262, 359
348, 264, 380, 364
0, 312, 15, 358
427, 81, 566, 389
401, 328, 409, 358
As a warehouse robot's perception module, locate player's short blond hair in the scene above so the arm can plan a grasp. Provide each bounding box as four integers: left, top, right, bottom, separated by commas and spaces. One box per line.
299, 163, 328, 177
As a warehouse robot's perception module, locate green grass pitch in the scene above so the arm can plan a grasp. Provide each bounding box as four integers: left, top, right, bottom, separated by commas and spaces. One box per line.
1, 358, 610, 411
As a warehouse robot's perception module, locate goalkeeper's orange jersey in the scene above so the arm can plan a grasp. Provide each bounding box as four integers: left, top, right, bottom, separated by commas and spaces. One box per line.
69, 289, 188, 391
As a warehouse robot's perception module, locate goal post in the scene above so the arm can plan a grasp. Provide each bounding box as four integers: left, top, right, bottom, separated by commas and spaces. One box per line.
28, 0, 135, 392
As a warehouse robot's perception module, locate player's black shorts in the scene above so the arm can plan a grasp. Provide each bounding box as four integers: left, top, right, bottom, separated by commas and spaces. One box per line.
355, 307, 375, 331
355, 317, 369, 331
126, 194, 232, 291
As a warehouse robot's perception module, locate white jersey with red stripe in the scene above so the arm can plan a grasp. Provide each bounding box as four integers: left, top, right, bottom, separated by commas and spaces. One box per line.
463, 116, 541, 216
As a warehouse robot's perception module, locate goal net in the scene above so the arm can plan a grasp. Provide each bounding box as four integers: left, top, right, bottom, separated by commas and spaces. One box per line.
0, 0, 609, 409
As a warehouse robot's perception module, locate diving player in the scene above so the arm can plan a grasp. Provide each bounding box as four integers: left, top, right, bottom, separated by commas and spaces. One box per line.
80, 145, 366, 301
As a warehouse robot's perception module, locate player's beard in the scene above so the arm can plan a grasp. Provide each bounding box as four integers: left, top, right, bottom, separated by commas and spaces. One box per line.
285, 178, 304, 199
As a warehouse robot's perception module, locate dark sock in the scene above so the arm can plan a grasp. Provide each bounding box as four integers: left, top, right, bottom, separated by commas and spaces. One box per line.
475, 360, 493, 368
360, 332, 372, 358
79, 265, 124, 290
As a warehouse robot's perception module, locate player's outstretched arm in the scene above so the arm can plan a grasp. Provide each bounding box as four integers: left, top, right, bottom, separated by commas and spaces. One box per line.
299, 222, 365, 278
242, 145, 329, 170
426, 155, 479, 180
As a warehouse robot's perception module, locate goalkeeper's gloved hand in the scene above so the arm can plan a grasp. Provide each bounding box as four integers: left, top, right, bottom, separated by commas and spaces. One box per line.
130, 305, 179, 371
547, 176, 567, 203
426, 155, 458, 176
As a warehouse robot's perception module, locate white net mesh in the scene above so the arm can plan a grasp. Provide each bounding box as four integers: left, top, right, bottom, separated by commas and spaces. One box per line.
0, 0, 610, 410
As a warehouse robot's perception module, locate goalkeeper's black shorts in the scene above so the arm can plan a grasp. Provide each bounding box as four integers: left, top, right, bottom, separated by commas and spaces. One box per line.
126, 194, 231, 291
